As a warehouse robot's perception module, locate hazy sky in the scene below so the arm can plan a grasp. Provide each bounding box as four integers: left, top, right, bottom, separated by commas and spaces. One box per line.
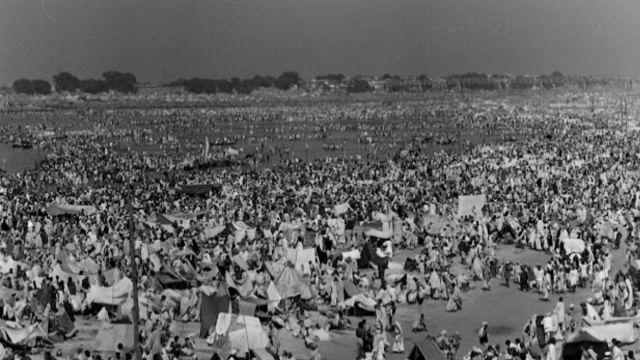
1, 0, 640, 85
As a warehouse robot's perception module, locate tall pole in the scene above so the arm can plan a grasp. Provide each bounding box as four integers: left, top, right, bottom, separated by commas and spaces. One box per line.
129, 188, 142, 360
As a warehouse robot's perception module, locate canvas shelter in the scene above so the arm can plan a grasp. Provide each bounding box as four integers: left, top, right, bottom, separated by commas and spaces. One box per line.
199, 285, 231, 337
94, 323, 135, 352
562, 330, 608, 360
407, 336, 446, 360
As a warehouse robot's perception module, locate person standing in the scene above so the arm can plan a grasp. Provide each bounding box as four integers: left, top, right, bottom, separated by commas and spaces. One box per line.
391, 321, 404, 353
373, 327, 386, 360
611, 339, 625, 360
555, 297, 565, 333
546, 338, 556, 360
479, 321, 489, 347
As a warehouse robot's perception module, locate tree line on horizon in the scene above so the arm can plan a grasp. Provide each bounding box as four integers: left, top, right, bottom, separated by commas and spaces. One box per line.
168, 71, 304, 94
12, 71, 138, 95
9, 70, 631, 95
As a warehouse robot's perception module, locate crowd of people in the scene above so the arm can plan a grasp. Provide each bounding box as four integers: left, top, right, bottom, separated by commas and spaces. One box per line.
0, 91, 638, 360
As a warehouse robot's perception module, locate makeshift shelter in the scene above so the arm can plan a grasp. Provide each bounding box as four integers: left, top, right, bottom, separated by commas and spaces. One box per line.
176, 184, 220, 196
155, 211, 208, 227
94, 323, 135, 352
407, 336, 446, 360
0, 257, 26, 275
154, 271, 190, 289
249, 349, 275, 360
285, 247, 317, 274
562, 331, 608, 360
421, 215, 459, 236
214, 313, 269, 354
85, 276, 133, 306
577, 323, 637, 344
274, 265, 311, 299
0, 322, 49, 347
199, 286, 231, 338
364, 229, 391, 239
357, 241, 389, 270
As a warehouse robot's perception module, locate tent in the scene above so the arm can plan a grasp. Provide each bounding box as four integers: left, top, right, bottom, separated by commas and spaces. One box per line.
333, 203, 351, 215
45, 203, 96, 216
214, 313, 268, 353
408, 337, 446, 360
176, 184, 220, 196
94, 323, 135, 352
274, 265, 311, 299
457, 194, 486, 218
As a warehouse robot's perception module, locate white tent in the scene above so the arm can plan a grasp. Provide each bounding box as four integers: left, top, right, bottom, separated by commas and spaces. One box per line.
562, 238, 585, 254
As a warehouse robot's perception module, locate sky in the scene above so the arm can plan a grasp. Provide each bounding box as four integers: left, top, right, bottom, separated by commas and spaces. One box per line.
1, 0, 640, 85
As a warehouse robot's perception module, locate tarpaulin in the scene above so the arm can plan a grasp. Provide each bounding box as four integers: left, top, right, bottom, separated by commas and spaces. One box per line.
199, 293, 231, 338
85, 277, 133, 305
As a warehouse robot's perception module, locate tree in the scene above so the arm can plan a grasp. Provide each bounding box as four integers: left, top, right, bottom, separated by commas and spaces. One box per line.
102, 71, 137, 93
316, 74, 345, 82
184, 78, 216, 94
236, 79, 255, 95
230, 77, 241, 89
79, 79, 109, 94
418, 74, 433, 91
275, 71, 302, 90
166, 78, 188, 87
31, 79, 51, 95
12, 79, 34, 94
52, 72, 80, 92
550, 71, 565, 87
216, 79, 233, 93
251, 75, 273, 88
347, 78, 373, 93
264, 76, 277, 87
